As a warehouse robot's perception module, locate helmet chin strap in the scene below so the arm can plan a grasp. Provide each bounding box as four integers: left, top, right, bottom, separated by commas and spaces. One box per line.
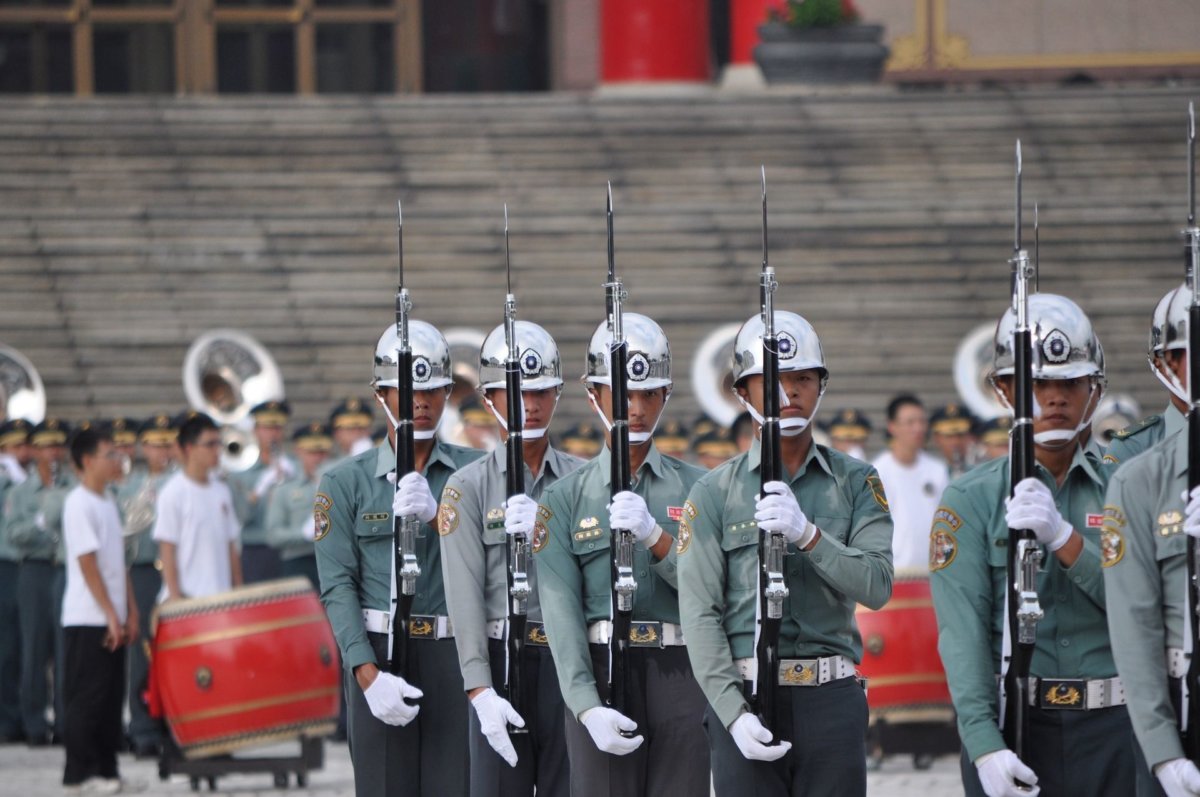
1150, 354, 1189, 405
375, 391, 442, 442
734, 381, 824, 437
584, 388, 669, 445
480, 392, 559, 441
994, 381, 1101, 449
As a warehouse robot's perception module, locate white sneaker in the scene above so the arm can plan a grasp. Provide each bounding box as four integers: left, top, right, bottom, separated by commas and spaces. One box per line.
80, 778, 120, 795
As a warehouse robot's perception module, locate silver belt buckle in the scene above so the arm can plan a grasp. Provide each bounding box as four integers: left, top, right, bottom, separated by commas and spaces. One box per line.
1036, 678, 1087, 710
779, 659, 821, 687
628, 621, 663, 648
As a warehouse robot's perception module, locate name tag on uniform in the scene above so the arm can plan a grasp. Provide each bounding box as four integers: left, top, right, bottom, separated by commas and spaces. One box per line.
1086, 514, 1104, 528
667, 506, 684, 522
362, 512, 390, 522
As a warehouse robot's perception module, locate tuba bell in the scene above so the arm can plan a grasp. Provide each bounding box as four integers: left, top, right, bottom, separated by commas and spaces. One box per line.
689, 322, 743, 428
183, 330, 285, 472
0, 343, 46, 424
953, 322, 1006, 421
440, 327, 487, 445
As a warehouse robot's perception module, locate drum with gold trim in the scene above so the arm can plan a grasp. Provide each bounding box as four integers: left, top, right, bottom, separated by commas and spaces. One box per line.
150, 578, 340, 759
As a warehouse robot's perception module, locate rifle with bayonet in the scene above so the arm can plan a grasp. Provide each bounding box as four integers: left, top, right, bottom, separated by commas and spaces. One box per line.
1002, 141, 1041, 774
502, 205, 531, 734
391, 200, 420, 679
605, 183, 636, 716
1182, 102, 1200, 762
754, 166, 787, 742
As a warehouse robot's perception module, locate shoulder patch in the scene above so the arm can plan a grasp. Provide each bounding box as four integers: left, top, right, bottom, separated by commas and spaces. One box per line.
314, 493, 332, 512
684, 500, 698, 520
866, 473, 889, 512
929, 529, 957, 572
931, 506, 962, 533
676, 512, 693, 555
532, 519, 549, 553
443, 486, 462, 503
1102, 453, 1119, 465
537, 505, 552, 521
438, 502, 459, 536
1111, 415, 1162, 440
313, 509, 331, 542
1100, 505, 1126, 568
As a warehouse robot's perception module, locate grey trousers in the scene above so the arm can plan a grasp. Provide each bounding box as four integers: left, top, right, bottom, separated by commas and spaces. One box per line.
0, 560, 22, 738
958, 704, 1137, 797
705, 676, 868, 797
345, 632, 469, 797
17, 560, 55, 739
126, 564, 161, 747
468, 638, 568, 797
563, 644, 709, 797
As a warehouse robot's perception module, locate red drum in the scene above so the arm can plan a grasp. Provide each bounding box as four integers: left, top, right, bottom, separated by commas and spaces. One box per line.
855, 575, 953, 725
151, 578, 340, 758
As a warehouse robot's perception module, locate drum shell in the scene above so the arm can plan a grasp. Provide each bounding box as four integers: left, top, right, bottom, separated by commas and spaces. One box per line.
151, 578, 340, 758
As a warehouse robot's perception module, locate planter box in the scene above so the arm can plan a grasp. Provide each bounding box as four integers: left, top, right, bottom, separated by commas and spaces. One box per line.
754, 22, 889, 84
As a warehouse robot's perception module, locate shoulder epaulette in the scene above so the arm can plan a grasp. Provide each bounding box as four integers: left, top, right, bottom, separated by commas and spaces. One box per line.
1110, 415, 1162, 440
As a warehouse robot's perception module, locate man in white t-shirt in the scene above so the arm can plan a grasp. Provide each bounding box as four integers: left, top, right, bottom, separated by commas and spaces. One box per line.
871, 394, 949, 574
153, 414, 242, 603
61, 426, 141, 793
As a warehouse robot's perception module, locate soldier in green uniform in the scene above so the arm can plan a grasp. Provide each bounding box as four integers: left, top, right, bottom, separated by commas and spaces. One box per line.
5, 418, 73, 746
652, 418, 690, 461
315, 321, 482, 797
0, 419, 32, 743
266, 421, 334, 588
930, 403, 978, 479
535, 313, 710, 797
978, 416, 1013, 462
557, 422, 602, 460
677, 311, 892, 797
930, 294, 1136, 797
439, 321, 583, 797
1104, 285, 1187, 469
116, 413, 177, 757
691, 426, 739, 471
228, 400, 294, 584
330, 398, 375, 459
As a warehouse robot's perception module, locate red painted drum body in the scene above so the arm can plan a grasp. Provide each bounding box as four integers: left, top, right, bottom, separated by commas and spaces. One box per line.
856, 576, 953, 724
601, 0, 711, 83
151, 578, 340, 758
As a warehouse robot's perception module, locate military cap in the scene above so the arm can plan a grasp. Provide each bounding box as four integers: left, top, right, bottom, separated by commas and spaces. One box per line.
559, 421, 603, 459
249, 400, 291, 427
930, 403, 974, 436
371, 424, 388, 444
140, 412, 179, 445
329, 397, 373, 430
293, 421, 334, 452
653, 418, 690, 458
691, 414, 719, 441
978, 415, 1013, 447
31, 417, 70, 447
826, 408, 871, 442
171, 409, 203, 430
106, 417, 140, 446
459, 395, 494, 426
0, 418, 32, 448
691, 426, 738, 460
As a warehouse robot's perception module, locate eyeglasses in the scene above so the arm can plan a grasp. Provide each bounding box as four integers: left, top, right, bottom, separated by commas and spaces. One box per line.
198, 440, 222, 448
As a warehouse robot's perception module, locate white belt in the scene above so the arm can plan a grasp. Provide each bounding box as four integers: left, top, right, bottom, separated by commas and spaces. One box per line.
735, 655, 857, 686
1026, 676, 1126, 710
587, 620, 686, 647
1169, 647, 1189, 679
362, 609, 454, 639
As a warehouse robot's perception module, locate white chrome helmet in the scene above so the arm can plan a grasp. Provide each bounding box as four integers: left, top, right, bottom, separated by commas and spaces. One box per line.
584, 313, 672, 391
1149, 285, 1184, 356
372, 320, 453, 390
731, 311, 827, 386
1160, 284, 1190, 354
993, 294, 1105, 381
478, 321, 563, 392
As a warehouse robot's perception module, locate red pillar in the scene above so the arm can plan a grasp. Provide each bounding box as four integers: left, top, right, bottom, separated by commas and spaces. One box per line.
730, 0, 781, 65
601, 0, 711, 83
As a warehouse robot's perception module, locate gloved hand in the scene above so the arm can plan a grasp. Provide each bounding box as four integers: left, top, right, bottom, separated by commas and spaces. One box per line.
975, 749, 1040, 797
579, 706, 643, 755
504, 495, 538, 539
729, 713, 791, 762
362, 671, 423, 727
608, 491, 660, 547
1183, 487, 1200, 540
755, 481, 816, 548
390, 472, 438, 523
1156, 757, 1200, 797
276, 457, 296, 479
254, 468, 283, 499
471, 688, 525, 767
1006, 478, 1072, 551
301, 515, 317, 542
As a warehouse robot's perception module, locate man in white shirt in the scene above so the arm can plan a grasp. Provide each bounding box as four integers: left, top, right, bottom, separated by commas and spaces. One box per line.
61, 426, 140, 793
154, 414, 242, 603
871, 394, 949, 574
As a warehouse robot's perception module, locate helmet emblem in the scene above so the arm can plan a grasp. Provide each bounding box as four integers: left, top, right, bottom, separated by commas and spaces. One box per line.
1042, 329, 1070, 364
777, 332, 798, 361
412, 356, 432, 383
627, 353, 650, 382
520, 348, 543, 377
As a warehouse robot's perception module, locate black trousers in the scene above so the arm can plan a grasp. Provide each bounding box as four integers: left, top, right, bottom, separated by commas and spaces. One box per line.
563, 644, 710, 797
468, 638, 568, 797
17, 560, 55, 739
62, 626, 126, 786
705, 676, 868, 797
958, 704, 1137, 797
126, 564, 161, 747
241, 543, 282, 584
0, 560, 23, 738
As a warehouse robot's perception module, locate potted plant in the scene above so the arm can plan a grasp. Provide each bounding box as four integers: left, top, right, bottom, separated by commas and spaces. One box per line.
753, 0, 889, 84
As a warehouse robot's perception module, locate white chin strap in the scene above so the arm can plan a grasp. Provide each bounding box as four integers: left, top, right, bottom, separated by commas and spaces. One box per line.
1151, 355, 1190, 406
480, 393, 558, 441
996, 382, 1100, 449
735, 381, 823, 437
375, 391, 442, 441
585, 388, 669, 445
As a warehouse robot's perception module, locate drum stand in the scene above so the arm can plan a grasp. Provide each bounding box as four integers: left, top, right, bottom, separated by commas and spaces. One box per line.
156, 730, 325, 791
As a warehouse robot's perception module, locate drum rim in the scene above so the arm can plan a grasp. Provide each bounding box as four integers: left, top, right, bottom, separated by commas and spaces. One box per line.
153, 577, 315, 623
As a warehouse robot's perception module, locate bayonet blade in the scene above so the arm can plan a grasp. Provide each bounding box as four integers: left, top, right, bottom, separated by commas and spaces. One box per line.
397, 200, 404, 288
1189, 101, 1196, 228
1015, 140, 1023, 254
504, 203, 511, 295
606, 182, 615, 285
1034, 202, 1039, 292
761, 165, 768, 271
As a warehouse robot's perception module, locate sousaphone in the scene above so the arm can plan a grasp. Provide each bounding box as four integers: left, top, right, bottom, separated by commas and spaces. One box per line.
0, 343, 46, 424
690, 322, 743, 427
953, 322, 1006, 422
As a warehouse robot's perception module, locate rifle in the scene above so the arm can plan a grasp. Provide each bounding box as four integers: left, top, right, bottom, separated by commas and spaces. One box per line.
1001, 141, 1042, 771
754, 166, 788, 741
390, 200, 420, 678
605, 183, 636, 715
1183, 102, 1200, 761
502, 205, 531, 733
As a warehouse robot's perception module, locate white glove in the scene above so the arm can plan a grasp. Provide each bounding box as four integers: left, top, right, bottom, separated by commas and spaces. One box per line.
755, 481, 816, 548
975, 749, 1040, 797
33, 511, 47, 532
1006, 478, 1072, 551
579, 706, 643, 756
301, 516, 317, 542
254, 468, 282, 499
1156, 758, 1200, 797
471, 688, 525, 767
362, 671, 423, 727
608, 491, 660, 547
729, 712, 791, 762
391, 472, 438, 523
276, 457, 296, 479
1183, 487, 1200, 540
504, 495, 538, 539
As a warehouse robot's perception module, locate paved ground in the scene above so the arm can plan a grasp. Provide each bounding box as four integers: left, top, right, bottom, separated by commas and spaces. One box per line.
0, 739, 964, 796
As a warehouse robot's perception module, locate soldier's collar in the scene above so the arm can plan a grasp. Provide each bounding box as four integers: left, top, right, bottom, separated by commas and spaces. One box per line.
374, 438, 457, 479
746, 436, 832, 480
493, 443, 572, 480
1165, 403, 1187, 438
597, 441, 666, 487
1174, 429, 1190, 478
1072, 437, 1105, 486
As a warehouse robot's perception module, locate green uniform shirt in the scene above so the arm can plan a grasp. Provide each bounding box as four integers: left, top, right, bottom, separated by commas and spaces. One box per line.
439, 444, 584, 692
5, 466, 74, 563
1103, 405, 1185, 469
116, 468, 174, 566
930, 440, 1113, 762
535, 443, 704, 718
228, 457, 297, 546
0, 470, 22, 562
1103, 427, 1189, 769
315, 440, 482, 673
266, 472, 322, 561
677, 439, 894, 729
